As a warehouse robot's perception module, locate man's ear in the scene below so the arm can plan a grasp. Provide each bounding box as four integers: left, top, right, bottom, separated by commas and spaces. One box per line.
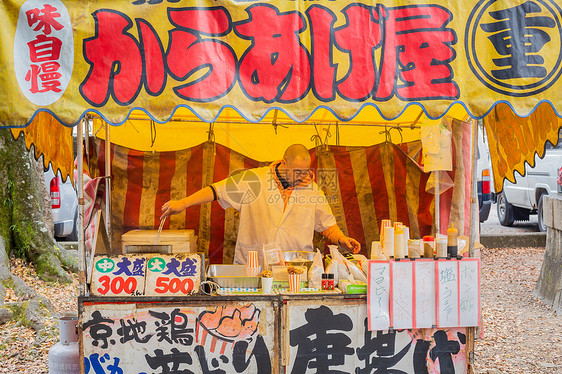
280, 159, 287, 167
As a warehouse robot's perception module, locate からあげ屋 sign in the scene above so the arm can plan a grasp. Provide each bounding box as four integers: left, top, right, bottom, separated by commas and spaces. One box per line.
91, 254, 201, 296
3, 0, 562, 128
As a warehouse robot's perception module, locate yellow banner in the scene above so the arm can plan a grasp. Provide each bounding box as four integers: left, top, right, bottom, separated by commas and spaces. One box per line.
2, 0, 562, 128
484, 102, 562, 193
11, 112, 74, 181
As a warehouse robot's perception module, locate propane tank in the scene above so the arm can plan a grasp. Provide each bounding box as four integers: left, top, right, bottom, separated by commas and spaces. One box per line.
48, 316, 80, 374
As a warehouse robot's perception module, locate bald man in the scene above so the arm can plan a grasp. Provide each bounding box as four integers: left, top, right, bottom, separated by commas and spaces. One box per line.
161, 144, 360, 264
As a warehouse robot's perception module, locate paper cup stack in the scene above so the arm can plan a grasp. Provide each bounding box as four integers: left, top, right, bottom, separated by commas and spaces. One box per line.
246, 251, 259, 277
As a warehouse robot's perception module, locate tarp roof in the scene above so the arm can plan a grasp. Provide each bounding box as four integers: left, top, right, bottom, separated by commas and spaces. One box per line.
3, 0, 562, 186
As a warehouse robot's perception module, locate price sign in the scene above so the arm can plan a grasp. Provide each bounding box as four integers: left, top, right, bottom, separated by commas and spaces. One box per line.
91, 255, 146, 296
144, 253, 201, 296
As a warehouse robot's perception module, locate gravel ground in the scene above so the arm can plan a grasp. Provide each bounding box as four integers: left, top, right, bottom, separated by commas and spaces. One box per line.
1, 248, 560, 373
475, 247, 562, 373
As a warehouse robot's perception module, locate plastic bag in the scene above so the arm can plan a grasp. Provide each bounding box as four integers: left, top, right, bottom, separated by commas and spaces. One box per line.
329, 246, 352, 284
308, 249, 324, 289
342, 256, 367, 283
261, 242, 284, 271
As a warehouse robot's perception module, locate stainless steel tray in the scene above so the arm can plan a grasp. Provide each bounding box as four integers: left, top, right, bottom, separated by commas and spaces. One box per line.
207, 265, 262, 288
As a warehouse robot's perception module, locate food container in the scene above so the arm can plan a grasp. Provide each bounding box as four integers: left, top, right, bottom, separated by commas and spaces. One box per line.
288, 273, 301, 293
435, 237, 448, 258
122, 229, 197, 254
271, 266, 308, 282
282, 251, 315, 270
246, 251, 260, 277
207, 265, 262, 288
261, 277, 273, 294
408, 239, 422, 259
423, 236, 435, 258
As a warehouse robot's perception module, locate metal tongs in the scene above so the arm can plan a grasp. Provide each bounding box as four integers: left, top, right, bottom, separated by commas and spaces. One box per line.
154, 217, 167, 245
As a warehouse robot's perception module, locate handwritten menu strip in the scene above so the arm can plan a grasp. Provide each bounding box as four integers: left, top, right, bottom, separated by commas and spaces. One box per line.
459, 259, 480, 327
414, 259, 436, 328
391, 260, 414, 329
367, 261, 391, 331
437, 260, 459, 328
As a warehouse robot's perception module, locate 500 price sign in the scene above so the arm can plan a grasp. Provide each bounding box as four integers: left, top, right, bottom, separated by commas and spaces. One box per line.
91, 254, 201, 296
144, 255, 200, 296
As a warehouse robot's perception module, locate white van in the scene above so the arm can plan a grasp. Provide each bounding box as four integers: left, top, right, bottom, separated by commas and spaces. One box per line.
497, 129, 562, 232
44, 166, 78, 240
477, 126, 493, 222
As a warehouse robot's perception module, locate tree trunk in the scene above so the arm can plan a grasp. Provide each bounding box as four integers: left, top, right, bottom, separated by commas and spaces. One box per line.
0, 129, 77, 283
36, 155, 55, 237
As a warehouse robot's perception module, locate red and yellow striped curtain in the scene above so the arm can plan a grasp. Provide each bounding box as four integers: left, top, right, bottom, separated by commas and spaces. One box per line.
88, 121, 471, 263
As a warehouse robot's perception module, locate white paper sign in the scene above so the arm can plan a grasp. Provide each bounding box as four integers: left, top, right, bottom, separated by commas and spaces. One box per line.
459, 259, 480, 326
144, 253, 201, 296
414, 259, 436, 328
91, 255, 146, 296
367, 261, 390, 331
391, 260, 413, 329
437, 260, 459, 328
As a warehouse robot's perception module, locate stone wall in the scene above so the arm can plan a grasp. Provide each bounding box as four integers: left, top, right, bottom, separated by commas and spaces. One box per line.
534, 195, 562, 314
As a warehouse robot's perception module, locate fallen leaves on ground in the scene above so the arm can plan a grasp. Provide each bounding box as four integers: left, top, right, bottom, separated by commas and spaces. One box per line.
475, 247, 562, 374
1, 248, 561, 373
0, 257, 78, 374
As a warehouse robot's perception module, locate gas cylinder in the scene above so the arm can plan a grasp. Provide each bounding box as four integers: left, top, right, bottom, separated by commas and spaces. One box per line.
48, 316, 80, 374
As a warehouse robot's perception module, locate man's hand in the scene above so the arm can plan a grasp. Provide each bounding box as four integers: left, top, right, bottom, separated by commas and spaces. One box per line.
161, 200, 186, 220
338, 236, 361, 254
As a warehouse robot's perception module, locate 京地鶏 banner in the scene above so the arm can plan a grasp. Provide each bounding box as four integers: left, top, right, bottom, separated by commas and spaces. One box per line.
2, 0, 562, 128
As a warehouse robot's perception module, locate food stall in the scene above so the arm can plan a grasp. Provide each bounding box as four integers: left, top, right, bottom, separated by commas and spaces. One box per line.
2, 0, 562, 373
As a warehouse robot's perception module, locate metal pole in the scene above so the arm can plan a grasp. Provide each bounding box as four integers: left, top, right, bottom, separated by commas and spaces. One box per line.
104, 121, 112, 250
435, 170, 440, 236
466, 118, 480, 374
77, 118, 85, 296
469, 120, 479, 257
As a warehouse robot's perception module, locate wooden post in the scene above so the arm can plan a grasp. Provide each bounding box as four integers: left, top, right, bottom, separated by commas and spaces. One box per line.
77, 118, 86, 296
104, 121, 112, 249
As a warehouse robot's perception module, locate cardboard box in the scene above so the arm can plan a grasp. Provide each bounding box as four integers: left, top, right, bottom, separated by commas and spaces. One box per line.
122, 229, 198, 254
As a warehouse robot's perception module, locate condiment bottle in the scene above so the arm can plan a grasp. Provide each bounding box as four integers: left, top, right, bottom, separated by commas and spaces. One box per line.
380, 219, 391, 243
382, 227, 394, 258
423, 236, 435, 258
401, 226, 410, 257
327, 273, 335, 290
321, 273, 328, 290
394, 227, 405, 259
447, 223, 459, 258
435, 237, 448, 258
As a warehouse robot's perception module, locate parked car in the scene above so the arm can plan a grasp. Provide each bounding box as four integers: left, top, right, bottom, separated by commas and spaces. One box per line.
477, 127, 493, 223
44, 166, 78, 240
497, 129, 562, 232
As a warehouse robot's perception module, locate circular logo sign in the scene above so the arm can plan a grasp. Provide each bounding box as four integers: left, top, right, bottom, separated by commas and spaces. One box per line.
466, 0, 562, 96
147, 257, 166, 273
95, 258, 115, 273
224, 169, 261, 205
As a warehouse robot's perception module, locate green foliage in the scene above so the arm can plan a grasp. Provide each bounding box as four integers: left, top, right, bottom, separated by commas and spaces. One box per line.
2, 180, 13, 209
9, 223, 32, 259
